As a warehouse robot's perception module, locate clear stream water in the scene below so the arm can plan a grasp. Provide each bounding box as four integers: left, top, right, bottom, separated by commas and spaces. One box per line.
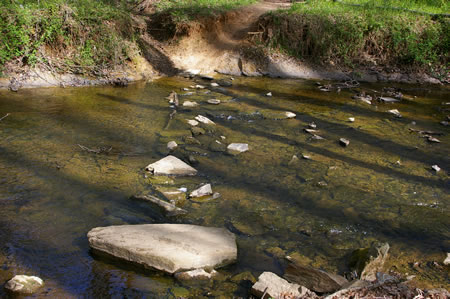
0, 76, 448, 297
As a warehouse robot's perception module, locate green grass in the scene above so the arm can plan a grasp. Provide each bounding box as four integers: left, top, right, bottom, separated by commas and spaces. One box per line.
0, 0, 138, 74
155, 0, 258, 22
0, 0, 259, 75
265, 0, 449, 72
338, 0, 449, 15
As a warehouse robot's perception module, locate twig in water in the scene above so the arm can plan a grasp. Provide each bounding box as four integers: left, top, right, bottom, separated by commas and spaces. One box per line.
0, 113, 10, 121
77, 144, 112, 154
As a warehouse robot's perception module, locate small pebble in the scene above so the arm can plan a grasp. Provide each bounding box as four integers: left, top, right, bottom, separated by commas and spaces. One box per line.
427, 136, 440, 143
285, 112, 296, 119
348, 117, 355, 122
339, 138, 350, 147
308, 122, 317, 129
187, 119, 199, 126
210, 82, 219, 87
431, 165, 440, 172
167, 141, 178, 151
207, 99, 221, 105
266, 92, 272, 97
302, 154, 311, 160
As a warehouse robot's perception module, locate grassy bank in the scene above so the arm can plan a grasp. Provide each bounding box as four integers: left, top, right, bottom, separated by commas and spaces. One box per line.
262, 0, 449, 78
0, 0, 257, 77
0, 0, 141, 76
154, 0, 258, 22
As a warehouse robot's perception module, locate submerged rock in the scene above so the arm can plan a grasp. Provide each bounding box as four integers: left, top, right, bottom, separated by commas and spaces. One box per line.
252, 272, 314, 299
174, 269, 218, 281
191, 126, 206, 136
378, 97, 400, 103
183, 101, 199, 108
288, 155, 300, 166
5, 275, 44, 294
349, 242, 390, 281
217, 79, 232, 87
207, 99, 221, 105
284, 257, 348, 293
190, 184, 213, 198
145, 155, 197, 176
166, 91, 179, 106
87, 224, 237, 274
209, 140, 227, 152
227, 143, 249, 155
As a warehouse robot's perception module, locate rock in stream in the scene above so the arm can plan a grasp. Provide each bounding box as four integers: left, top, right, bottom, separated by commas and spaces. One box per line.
87, 224, 237, 274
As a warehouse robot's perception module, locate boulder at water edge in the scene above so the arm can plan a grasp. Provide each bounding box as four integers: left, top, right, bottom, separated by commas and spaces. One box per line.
284, 257, 348, 293
251, 272, 315, 298
87, 224, 237, 274
145, 155, 197, 176
5, 275, 44, 295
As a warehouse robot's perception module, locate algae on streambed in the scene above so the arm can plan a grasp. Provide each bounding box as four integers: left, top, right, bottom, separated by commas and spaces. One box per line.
0, 76, 448, 297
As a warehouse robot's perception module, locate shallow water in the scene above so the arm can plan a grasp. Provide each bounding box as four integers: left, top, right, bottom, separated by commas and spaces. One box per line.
0, 77, 448, 297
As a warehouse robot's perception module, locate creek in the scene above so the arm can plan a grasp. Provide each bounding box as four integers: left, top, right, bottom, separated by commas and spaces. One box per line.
0, 76, 448, 297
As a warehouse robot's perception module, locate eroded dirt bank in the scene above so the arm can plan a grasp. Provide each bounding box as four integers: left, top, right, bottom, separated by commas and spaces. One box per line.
0, 0, 445, 90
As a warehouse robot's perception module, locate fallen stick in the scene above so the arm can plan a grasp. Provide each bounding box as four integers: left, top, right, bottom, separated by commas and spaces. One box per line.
0, 113, 10, 121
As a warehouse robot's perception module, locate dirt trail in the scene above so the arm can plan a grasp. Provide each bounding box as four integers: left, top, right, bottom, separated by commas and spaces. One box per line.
165, 0, 292, 76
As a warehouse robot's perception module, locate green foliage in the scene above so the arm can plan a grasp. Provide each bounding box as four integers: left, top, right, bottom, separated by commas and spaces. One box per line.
155, 0, 258, 22
0, 0, 136, 73
265, 0, 448, 70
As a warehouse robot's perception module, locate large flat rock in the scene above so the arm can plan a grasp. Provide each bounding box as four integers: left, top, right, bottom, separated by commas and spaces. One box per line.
145, 155, 197, 176
87, 224, 237, 274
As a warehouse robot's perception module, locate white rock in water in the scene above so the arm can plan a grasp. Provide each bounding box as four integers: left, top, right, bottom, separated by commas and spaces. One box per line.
388, 109, 402, 117
444, 253, 450, 265
195, 115, 215, 125
211, 82, 219, 87
195, 85, 205, 89
175, 269, 218, 281
432, 165, 441, 172
207, 99, 221, 105
145, 155, 197, 176
251, 272, 311, 299
183, 101, 199, 107
348, 117, 355, 122
5, 275, 44, 294
190, 184, 213, 198
227, 143, 249, 155
266, 92, 272, 97
167, 141, 178, 151
285, 112, 296, 119
187, 119, 199, 126
87, 224, 237, 274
